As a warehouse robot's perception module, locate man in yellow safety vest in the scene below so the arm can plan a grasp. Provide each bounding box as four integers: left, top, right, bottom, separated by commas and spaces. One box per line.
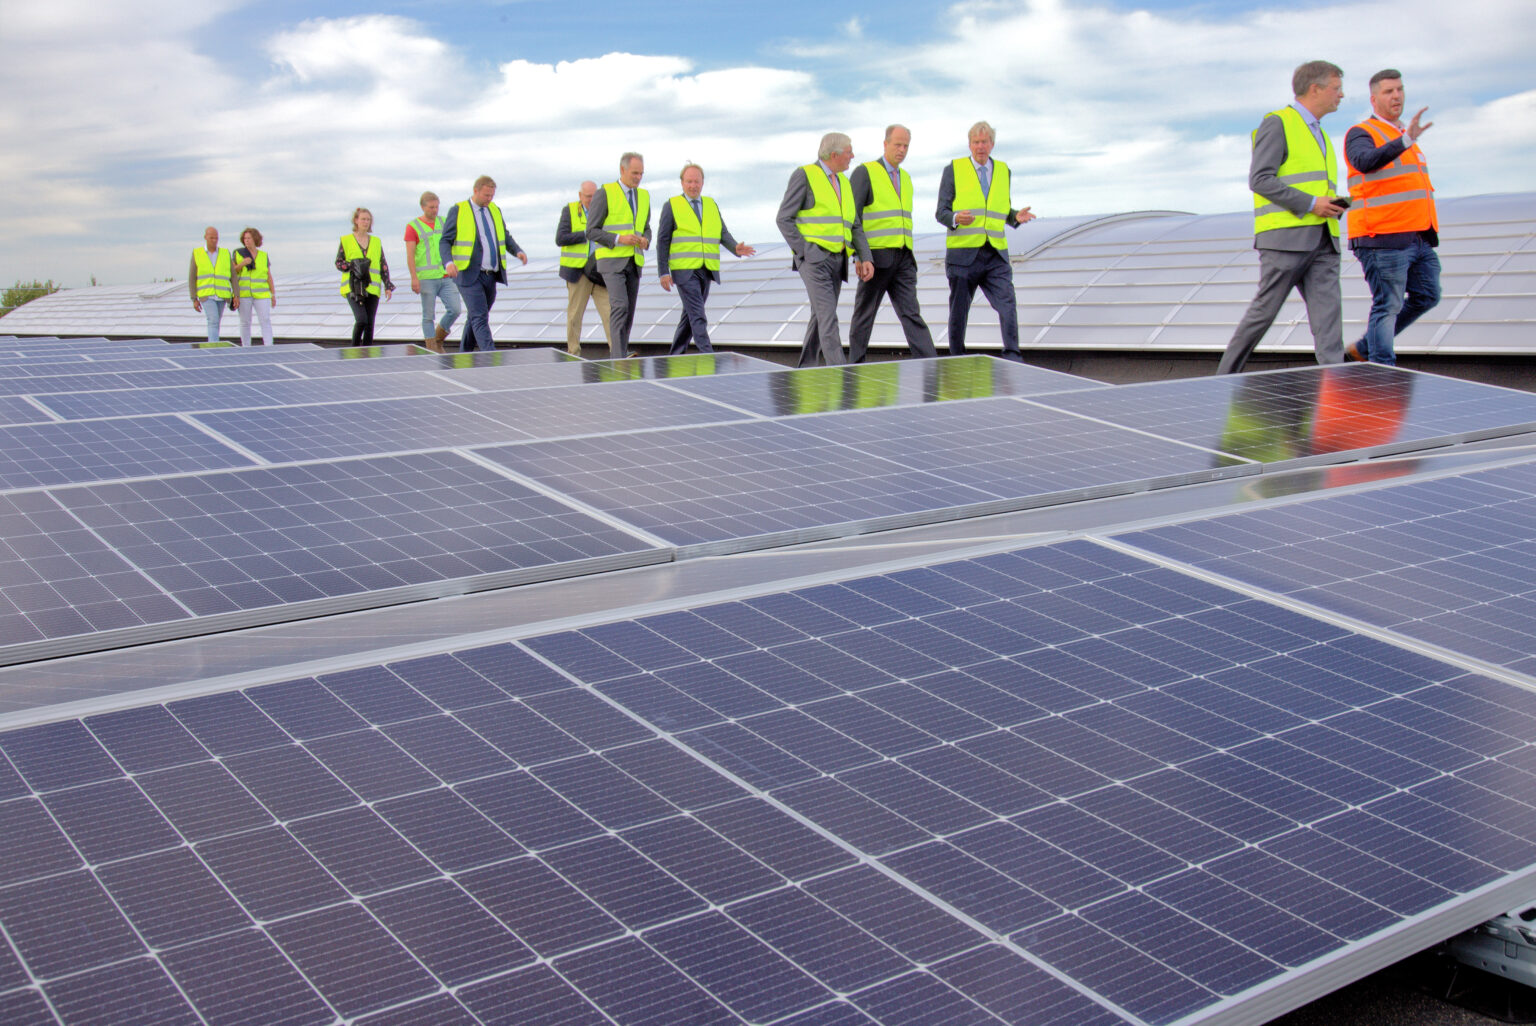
657, 163, 755, 356
555, 180, 612, 357
188, 226, 236, 344
586, 153, 652, 359
1217, 60, 1349, 374
774, 132, 874, 367
848, 124, 937, 362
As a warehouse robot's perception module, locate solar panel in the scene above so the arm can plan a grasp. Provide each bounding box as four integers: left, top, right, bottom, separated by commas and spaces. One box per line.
31, 372, 470, 420
1117, 457, 1536, 677
656, 355, 1101, 417
480, 398, 1252, 552
0, 452, 665, 664
0, 356, 182, 378
1028, 364, 1536, 467
0, 416, 254, 490
434, 351, 777, 392
5, 537, 1535, 1025
0, 397, 50, 426
0, 363, 303, 397
288, 346, 574, 378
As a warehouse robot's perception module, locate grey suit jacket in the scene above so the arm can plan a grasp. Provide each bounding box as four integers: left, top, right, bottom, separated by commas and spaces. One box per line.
1249, 112, 1341, 253
774, 165, 872, 276
655, 197, 742, 282
585, 185, 653, 275
933, 159, 1029, 269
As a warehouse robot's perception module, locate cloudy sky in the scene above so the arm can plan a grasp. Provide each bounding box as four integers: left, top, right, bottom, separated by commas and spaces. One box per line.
4, 0, 1534, 288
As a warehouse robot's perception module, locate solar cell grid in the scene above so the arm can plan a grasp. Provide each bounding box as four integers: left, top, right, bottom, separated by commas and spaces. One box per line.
657, 356, 1099, 417
0, 363, 301, 397
1118, 458, 1536, 676
1029, 363, 1536, 465
0, 415, 254, 490
31, 371, 465, 420
0, 452, 661, 663
480, 398, 1248, 552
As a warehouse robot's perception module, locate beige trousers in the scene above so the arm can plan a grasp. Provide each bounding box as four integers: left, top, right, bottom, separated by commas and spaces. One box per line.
565, 278, 612, 355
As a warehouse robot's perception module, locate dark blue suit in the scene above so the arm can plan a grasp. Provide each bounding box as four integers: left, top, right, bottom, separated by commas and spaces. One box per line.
934, 160, 1028, 360
440, 202, 521, 352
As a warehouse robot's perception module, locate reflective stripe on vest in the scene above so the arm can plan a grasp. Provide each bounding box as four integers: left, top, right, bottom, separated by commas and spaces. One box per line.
859, 161, 913, 250
667, 195, 723, 271
449, 200, 508, 272
947, 158, 1010, 251
1252, 106, 1340, 238
594, 183, 650, 266
339, 234, 383, 296
237, 250, 270, 299
1345, 117, 1438, 238
559, 202, 589, 269
794, 164, 854, 254
410, 217, 445, 280
192, 248, 232, 300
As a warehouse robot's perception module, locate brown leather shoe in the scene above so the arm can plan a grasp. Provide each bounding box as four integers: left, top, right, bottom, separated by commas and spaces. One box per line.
1343, 341, 1365, 362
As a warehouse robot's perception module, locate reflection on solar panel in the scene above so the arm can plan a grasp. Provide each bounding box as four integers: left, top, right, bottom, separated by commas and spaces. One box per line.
429, 350, 777, 391
0, 453, 663, 664
0, 363, 303, 397
481, 398, 1250, 551
287, 346, 574, 378
32, 372, 469, 420
1029, 364, 1536, 466
1118, 458, 1536, 677
4, 538, 1535, 1025
0, 416, 254, 490
658, 355, 1100, 417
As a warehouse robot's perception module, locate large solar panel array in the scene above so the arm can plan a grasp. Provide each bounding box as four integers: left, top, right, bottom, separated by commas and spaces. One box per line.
4, 537, 1536, 1026
6, 334, 1536, 1026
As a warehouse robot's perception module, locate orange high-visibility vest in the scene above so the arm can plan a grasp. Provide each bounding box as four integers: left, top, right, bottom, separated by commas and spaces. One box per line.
1346, 117, 1437, 238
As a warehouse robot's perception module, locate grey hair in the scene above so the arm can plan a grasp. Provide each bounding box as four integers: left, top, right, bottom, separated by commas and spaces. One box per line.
1292, 60, 1343, 98
620, 151, 644, 171
818, 132, 852, 160
967, 121, 996, 144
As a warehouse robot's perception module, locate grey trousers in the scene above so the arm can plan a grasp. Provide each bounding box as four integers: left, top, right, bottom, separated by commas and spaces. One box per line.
1218, 237, 1344, 374
796, 257, 848, 367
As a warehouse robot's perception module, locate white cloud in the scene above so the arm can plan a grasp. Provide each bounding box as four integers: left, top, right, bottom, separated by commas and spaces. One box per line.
1, 0, 1532, 289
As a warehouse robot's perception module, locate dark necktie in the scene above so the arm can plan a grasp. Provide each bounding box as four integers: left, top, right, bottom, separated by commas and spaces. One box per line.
690, 198, 701, 220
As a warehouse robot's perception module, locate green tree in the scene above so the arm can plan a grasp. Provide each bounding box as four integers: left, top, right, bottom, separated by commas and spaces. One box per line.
0, 279, 61, 317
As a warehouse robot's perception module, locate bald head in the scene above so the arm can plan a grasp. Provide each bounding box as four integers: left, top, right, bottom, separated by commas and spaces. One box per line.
578, 180, 597, 209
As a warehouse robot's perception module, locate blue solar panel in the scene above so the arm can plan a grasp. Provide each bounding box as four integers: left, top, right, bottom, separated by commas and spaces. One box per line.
33, 372, 465, 420
480, 398, 1250, 550
0, 453, 663, 663
7, 538, 1534, 1024
0, 363, 300, 397
657, 356, 1100, 417
0, 397, 49, 426
1029, 364, 1536, 465
1118, 457, 1536, 677
0, 415, 254, 489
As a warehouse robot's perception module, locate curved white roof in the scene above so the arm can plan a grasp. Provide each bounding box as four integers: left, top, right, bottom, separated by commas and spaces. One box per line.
4, 193, 1532, 355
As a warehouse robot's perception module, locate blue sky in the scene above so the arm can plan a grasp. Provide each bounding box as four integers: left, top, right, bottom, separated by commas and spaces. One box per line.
3, 0, 1533, 288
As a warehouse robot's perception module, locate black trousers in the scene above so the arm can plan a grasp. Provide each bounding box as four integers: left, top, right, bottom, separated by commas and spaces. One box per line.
946, 246, 1020, 358
848, 249, 936, 362
346, 293, 379, 346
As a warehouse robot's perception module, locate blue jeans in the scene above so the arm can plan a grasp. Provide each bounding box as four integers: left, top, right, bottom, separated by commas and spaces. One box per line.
419, 277, 462, 339
1354, 238, 1441, 365
202, 298, 226, 343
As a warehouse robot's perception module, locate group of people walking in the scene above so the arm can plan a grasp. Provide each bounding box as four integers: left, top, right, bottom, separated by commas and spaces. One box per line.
189, 73, 1440, 371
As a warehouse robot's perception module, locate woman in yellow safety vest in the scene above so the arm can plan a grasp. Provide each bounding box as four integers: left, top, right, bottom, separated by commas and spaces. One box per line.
233, 227, 276, 346
334, 207, 395, 346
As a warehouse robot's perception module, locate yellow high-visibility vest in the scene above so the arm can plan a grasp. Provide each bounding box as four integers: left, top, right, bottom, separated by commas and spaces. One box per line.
237, 250, 270, 300
947, 158, 1010, 251
859, 161, 913, 250
594, 183, 650, 266
667, 196, 723, 271
449, 200, 509, 272
1252, 106, 1340, 238
794, 164, 854, 253
410, 217, 446, 280
192, 248, 233, 300
559, 202, 589, 269
339, 234, 383, 296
